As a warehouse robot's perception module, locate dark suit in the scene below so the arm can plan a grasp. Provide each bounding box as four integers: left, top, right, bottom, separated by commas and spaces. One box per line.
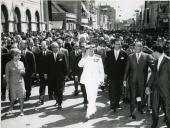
105, 49, 128, 109
20, 50, 36, 99
70, 50, 82, 87
48, 52, 67, 105
64, 42, 73, 53
27, 46, 40, 86
37, 50, 51, 101
60, 47, 69, 72
69, 50, 88, 103
124, 52, 152, 115
150, 56, 170, 128
1, 53, 12, 99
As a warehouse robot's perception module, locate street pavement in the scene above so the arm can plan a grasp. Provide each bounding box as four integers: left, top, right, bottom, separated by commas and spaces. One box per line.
1, 81, 167, 128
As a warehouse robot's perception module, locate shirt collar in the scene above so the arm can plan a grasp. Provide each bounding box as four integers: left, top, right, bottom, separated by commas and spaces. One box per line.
114, 49, 120, 53
53, 51, 58, 54
136, 52, 142, 56
158, 53, 164, 63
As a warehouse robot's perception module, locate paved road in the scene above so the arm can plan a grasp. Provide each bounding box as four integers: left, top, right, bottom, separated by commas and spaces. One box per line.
1, 81, 167, 128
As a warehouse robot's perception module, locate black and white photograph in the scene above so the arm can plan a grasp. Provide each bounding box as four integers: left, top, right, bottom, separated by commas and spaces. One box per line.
1, 0, 170, 128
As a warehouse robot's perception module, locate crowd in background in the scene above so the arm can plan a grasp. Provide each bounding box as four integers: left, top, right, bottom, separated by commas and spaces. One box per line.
1, 29, 170, 127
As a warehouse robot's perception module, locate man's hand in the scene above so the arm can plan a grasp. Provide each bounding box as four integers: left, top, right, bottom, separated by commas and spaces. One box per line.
65, 75, 69, 81
36, 73, 39, 78
123, 81, 127, 87
3, 75, 6, 80
104, 74, 107, 80
44, 74, 47, 79
145, 87, 151, 95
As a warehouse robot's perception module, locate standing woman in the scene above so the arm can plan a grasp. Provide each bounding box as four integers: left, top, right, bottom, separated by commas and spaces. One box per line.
5, 48, 25, 115
78, 45, 104, 121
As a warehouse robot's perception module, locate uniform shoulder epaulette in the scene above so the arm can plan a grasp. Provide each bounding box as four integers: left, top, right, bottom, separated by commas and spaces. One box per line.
94, 54, 101, 58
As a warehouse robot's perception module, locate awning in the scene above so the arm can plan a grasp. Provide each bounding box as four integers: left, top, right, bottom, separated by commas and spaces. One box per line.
81, 2, 90, 15
81, 24, 92, 29
51, 21, 63, 29
51, 2, 65, 13
123, 23, 131, 27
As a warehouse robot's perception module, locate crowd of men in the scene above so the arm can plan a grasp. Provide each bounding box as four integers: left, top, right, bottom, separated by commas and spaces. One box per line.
1, 29, 170, 127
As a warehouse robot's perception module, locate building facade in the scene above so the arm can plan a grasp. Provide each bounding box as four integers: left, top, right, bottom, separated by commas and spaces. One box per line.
143, 1, 170, 31
97, 5, 116, 30
1, 0, 46, 33
46, 0, 96, 30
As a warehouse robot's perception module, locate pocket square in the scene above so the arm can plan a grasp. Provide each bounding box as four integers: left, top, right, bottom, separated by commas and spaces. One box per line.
121, 57, 124, 59
59, 59, 63, 61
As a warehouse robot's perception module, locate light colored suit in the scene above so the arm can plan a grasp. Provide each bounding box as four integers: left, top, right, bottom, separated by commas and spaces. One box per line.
78, 54, 104, 118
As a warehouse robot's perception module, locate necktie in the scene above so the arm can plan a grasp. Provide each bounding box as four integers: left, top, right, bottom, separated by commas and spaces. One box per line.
157, 59, 161, 71
155, 60, 159, 71
22, 50, 25, 56
137, 53, 140, 63
115, 51, 118, 60
75, 51, 78, 56
43, 51, 45, 56
54, 53, 57, 61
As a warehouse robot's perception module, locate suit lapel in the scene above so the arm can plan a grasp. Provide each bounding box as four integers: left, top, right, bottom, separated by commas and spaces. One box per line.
117, 50, 122, 61
138, 52, 143, 63
52, 53, 56, 62
112, 50, 116, 61
133, 53, 138, 64
158, 57, 167, 73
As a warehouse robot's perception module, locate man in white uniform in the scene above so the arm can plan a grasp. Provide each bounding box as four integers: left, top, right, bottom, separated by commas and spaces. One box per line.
78, 45, 104, 121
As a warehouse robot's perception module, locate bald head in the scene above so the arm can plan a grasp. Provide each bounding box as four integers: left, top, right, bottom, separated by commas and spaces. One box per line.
41, 41, 47, 51
51, 42, 59, 53
57, 39, 63, 48
74, 42, 79, 50
134, 41, 143, 53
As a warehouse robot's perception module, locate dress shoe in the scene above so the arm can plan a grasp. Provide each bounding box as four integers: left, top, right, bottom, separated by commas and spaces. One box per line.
84, 117, 89, 122
25, 97, 30, 101
1, 95, 6, 101
14, 100, 18, 104
74, 90, 79, 96
100, 86, 105, 92
129, 114, 136, 120
151, 123, 157, 128
116, 103, 120, 108
38, 100, 44, 105
113, 108, 116, 113
110, 104, 114, 109
54, 103, 58, 106
132, 115, 136, 120
84, 103, 88, 109
110, 106, 116, 112
140, 109, 144, 114
19, 112, 24, 116
123, 98, 130, 104
49, 97, 53, 100
57, 105, 62, 110
163, 116, 167, 123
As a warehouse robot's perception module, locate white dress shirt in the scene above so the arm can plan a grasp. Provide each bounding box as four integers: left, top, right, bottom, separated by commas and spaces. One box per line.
53, 52, 58, 61
43, 51, 46, 56
157, 53, 164, 70
114, 49, 120, 60
136, 52, 142, 63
